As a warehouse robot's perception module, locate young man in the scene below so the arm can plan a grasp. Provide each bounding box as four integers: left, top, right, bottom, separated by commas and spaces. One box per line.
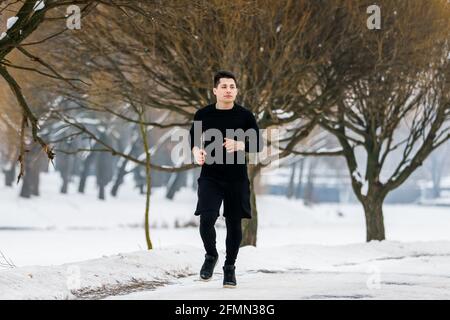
189, 70, 263, 288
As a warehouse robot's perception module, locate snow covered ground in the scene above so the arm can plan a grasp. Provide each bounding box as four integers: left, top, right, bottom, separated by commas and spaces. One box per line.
1, 171, 450, 299
1, 242, 449, 300
110, 241, 450, 300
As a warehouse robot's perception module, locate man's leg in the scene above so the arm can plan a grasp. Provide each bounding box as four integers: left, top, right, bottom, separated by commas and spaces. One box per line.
224, 217, 243, 266
199, 211, 220, 280
199, 211, 220, 258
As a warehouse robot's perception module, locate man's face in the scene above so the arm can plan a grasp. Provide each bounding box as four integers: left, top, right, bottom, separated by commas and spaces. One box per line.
213, 78, 238, 103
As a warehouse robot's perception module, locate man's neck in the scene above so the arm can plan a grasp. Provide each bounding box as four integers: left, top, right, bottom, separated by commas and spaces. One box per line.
215, 101, 234, 110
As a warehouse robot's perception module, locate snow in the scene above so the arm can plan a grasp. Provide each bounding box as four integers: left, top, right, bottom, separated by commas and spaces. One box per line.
76, 118, 101, 125
0, 245, 198, 299
317, 146, 343, 153
1, 170, 450, 299
6, 17, 18, 30
33, 0, 45, 11
110, 241, 450, 300
273, 109, 293, 119
352, 170, 362, 182
351, 170, 369, 195
1, 241, 450, 300
418, 196, 450, 206
418, 176, 450, 188
361, 179, 369, 196
0, 32, 6, 41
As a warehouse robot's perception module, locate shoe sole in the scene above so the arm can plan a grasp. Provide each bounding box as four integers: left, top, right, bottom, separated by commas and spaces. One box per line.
199, 276, 213, 282
223, 284, 237, 288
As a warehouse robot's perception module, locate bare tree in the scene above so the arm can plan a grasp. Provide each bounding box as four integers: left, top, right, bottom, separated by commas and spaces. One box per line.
49, 0, 353, 247
308, 0, 450, 241
0, 0, 166, 181
0, 0, 97, 176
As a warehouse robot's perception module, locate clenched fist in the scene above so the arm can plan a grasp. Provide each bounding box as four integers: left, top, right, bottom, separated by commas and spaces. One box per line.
192, 146, 207, 165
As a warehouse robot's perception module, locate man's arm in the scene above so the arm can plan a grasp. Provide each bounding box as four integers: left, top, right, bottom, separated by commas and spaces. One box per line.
189, 111, 206, 165
189, 111, 201, 151
244, 111, 264, 153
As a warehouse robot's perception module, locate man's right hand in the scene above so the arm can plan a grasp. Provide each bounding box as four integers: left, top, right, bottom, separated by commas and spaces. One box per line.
192, 147, 207, 165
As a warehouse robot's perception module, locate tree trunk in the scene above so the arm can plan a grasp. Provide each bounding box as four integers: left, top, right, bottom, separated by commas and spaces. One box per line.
165, 171, 186, 200
303, 159, 316, 205
286, 162, 297, 199
430, 156, 442, 198
99, 185, 105, 200
20, 155, 40, 198
241, 165, 259, 247
30, 167, 40, 196
295, 158, 304, 199
60, 157, 73, 194
3, 164, 15, 187
19, 171, 32, 198
78, 151, 96, 193
362, 196, 386, 241
61, 180, 68, 194
139, 115, 153, 250
111, 141, 139, 197
111, 158, 129, 197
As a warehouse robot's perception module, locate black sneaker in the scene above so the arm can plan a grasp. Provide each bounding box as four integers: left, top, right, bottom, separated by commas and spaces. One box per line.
223, 265, 237, 288
200, 254, 218, 281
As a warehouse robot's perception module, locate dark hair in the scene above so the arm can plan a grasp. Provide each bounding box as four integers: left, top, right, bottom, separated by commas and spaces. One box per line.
213, 70, 238, 88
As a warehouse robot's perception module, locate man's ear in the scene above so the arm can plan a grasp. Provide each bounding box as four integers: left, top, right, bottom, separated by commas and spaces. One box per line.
213, 87, 217, 96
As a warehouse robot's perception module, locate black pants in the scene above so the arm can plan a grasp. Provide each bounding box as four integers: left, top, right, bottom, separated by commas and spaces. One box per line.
199, 211, 242, 266
195, 177, 249, 266
194, 177, 252, 219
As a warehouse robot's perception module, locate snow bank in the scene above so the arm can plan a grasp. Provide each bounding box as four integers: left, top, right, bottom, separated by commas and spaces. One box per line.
0, 245, 201, 300
2, 241, 450, 300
